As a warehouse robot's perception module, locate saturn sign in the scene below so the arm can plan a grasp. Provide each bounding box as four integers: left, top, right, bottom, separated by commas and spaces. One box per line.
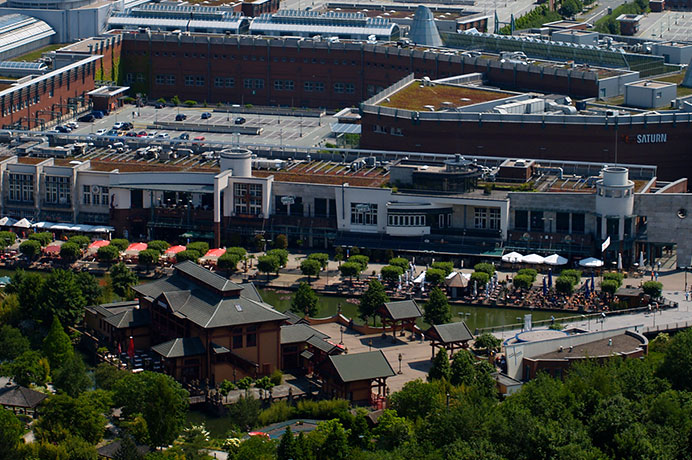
636, 133, 667, 144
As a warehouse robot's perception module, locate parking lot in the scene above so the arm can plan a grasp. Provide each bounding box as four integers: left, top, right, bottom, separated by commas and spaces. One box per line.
69, 105, 338, 149
638, 11, 692, 41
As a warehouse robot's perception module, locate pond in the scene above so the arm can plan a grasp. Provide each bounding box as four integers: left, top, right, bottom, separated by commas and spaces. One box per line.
258, 288, 573, 331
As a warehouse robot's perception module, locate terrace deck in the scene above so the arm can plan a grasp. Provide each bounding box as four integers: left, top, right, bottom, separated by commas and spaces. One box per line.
378, 81, 510, 111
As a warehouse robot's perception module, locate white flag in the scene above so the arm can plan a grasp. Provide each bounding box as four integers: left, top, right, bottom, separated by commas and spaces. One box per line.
601, 236, 611, 252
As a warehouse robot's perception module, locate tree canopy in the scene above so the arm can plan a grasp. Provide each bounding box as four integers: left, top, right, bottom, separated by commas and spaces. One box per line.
109, 262, 138, 299
424, 287, 452, 325
291, 282, 319, 317
300, 258, 322, 281
359, 279, 388, 324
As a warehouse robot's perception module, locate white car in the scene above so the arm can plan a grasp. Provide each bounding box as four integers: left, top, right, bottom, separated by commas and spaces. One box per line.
95, 129, 107, 136
156, 132, 170, 139
112, 122, 125, 130
66, 121, 79, 129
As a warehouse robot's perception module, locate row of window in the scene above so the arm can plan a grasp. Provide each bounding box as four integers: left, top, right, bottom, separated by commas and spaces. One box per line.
154, 74, 176, 86
234, 183, 263, 216
515, 211, 586, 233
388, 214, 426, 227
232, 325, 257, 348
45, 176, 70, 205
373, 125, 403, 136
351, 203, 378, 226
474, 207, 501, 230
153, 74, 355, 95
82, 185, 110, 206
8, 174, 33, 203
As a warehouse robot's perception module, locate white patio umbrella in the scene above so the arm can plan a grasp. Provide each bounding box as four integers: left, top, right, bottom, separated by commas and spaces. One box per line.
544, 254, 568, 266
501, 251, 523, 263
579, 257, 604, 268
639, 251, 645, 268
617, 253, 623, 270
521, 253, 545, 264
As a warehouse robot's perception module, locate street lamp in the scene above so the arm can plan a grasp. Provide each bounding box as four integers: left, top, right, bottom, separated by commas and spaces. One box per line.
339, 325, 344, 345
368, 338, 373, 352
683, 266, 688, 292
397, 353, 403, 374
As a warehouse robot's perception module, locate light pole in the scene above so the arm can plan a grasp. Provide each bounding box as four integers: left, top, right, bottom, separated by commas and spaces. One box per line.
516, 316, 523, 332
368, 338, 373, 352
397, 353, 403, 374
339, 325, 344, 345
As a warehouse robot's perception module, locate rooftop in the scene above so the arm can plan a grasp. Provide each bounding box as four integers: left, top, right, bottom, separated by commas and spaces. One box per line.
532, 333, 646, 360
378, 81, 512, 111
627, 80, 675, 89
327, 350, 396, 383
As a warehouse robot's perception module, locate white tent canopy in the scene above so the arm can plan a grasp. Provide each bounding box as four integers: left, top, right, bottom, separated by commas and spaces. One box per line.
521, 253, 545, 264
0, 217, 17, 226
544, 254, 568, 266
501, 251, 523, 263
579, 257, 604, 268
13, 218, 32, 228
30, 221, 114, 233
413, 271, 426, 284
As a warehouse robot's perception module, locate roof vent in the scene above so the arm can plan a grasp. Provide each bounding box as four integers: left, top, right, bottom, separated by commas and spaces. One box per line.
235, 304, 243, 312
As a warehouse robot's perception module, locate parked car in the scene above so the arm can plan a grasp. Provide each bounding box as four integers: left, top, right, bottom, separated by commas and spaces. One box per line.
193, 135, 205, 141
234, 117, 246, 125
95, 129, 107, 136
175, 114, 187, 121
156, 132, 170, 139
177, 133, 190, 140
201, 112, 212, 119
78, 114, 95, 122
121, 122, 133, 130
125, 131, 137, 137
154, 102, 164, 109
56, 125, 71, 133
137, 131, 148, 137
66, 121, 79, 129
92, 111, 104, 119
112, 122, 125, 130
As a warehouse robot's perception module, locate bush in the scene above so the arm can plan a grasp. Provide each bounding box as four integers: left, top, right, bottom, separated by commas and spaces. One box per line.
97, 244, 120, 263
67, 235, 90, 249
273, 234, 288, 249
381, 265, 404, 283
470, 271, 490, 286
348, 255, 369, 271
389, 257, 409, 271
258, 400, 293, 426
643, 281, 663, 298
147, 240, 170, 253
425, 268, 446, 286
474, 263, 495, 276
29, 232, 52, 247
601, 279, 619, 295
556, 276, 574, 295
184, 100, 197, 107
19, 240, 41, 258
59, 242, 82, 262
218, 253, 240, 272
226, 247, 247, 259
431, 261, 454, 276
267, 249, 288, 267
110, 238, 130, 251
219, 380, 237, 397
187, 241, 209, 256
300, 258, 321, 280
308, 252, 329, 269
294, 399, 350, 420
499, 4, 561, 34
603, 272, 624, 288
0, 231, 16, 247
269, 369, 283, 386
513, 274, 534, 290
517, 268, 537, 283
560, 269, 582, 286
175, 249, 201, 263
138, 249, 161, 267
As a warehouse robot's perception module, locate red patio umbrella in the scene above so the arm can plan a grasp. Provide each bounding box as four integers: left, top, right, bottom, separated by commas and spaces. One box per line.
88, 240, 110, 249
165, 245, 186, 255
127, 336, 135, 359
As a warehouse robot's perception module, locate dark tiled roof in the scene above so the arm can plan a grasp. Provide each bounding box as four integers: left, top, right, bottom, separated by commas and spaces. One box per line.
132, 263, 287, 329
211, 342, 230, 354
427, 321, 473, 343
282, 311, 309, 325
151, 337, 206, 358
174, 260, 243, 293
281, 324, 329, 345
97, 440, 149, 459
0, 385, 47, 408
383, 300, 422, 321
300, 350, 314, 360
104, 308, 151, 329
86, 300, 140, 318
307, 335, 341, 354
328, 351, 395, 383
240, 283, 263, 303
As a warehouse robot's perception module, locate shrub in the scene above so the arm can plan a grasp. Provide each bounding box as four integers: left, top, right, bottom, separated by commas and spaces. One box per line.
184, 100, 197, 107
67, 235, 90, 249
513, 274, 534, 290
226, 247, 247, 258
603, 272, 624, 288
601, 279, 619, 295
517, 268, 537, 283
556, 276, 574, 295
267, 249, 288, 267
175, 249, 201, 263
273, 234, 288, 249
97, 244, 120, 262
294, 399, 350, 420
381, 265, 404, 283
218, 253, 240, 272
110, 238, 129, 251
473, 263, 495, 276
0, 231, 16, 247
187, 241, 209, 256
147, 240, 170, 253
643, 281, 663, 298
138, 249, 161, 267
470, 271, 490, 286
19, 240, 41, 258
29, 232, 52, 247
560, 269, 582, 286
236, 377, 254, 390
219, 380, 237, 397
389, 257, 409, 271
258, 400, 293, 426
348, 255, 369, 271
59, 242, 82, 262
269, 369, 283, 386
431, 261, 454, 276
307, 252, 329, 269
425, 268, 446, 286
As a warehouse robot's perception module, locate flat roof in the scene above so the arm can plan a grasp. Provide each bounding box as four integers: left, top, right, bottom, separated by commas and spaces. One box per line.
617, 14, 644, 22
627, 80, 675, 88
378, 81, 512, 111
532, 333, 644, 360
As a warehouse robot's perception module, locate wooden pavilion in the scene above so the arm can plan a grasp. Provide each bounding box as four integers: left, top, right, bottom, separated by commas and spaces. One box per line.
425, 321, 474, 359
318, 350, 395, 404
378, 300, 422, 340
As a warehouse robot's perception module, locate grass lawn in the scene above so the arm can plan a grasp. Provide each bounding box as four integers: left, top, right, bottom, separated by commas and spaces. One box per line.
378, 82, 508, 111
652, 73, 692, 97
11, 44, 66, 62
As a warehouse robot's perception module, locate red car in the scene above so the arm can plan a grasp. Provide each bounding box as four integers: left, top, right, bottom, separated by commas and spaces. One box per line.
137, 131, 148, 137
193, 135, 205, 141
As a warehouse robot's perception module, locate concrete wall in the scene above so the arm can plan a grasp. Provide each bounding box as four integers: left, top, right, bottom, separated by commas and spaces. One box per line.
652, 43, 692, 65
634, 193, 692, 267
625, 82, 677, 109
0, 3, 112, 42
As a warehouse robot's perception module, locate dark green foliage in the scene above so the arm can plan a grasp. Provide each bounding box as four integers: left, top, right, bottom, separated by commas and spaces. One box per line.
76, 272, 103, 306
389, 257, 409, 271
513, 274, 534, 290
0, 324, 30, 361
59, 242, 82, 262
380, 265, 403, 283
53, 353, 91, 398
291, 282, 319, 317
425, 287, 451, 325
175, 249, 201, 263
389, 379, 446, 420
67, 235, 91, 249
373, 409, 412, 450
339, 262, 362, 281
559, 0, 583, 17
19, 239, 41, 258
274, 233, 288, 249
186, 241, 209, 256
236, 377, 254, 390
660, 328, 692, 391
2, 350, 49, 387
227, 395, 261, 431
428, 348, 451, 381
300, 258, 322, 280
226, 246, 247, 258
258, 254, 280, 277
41, 270, 87, 326
601, 279, 619, 295
219, 380, 237, 396
311, 419, 350, 460
29, 232, 52, 246
348, 254, 369, 272
560, 269, 582, 286
307, 252, 329, 269
35, 392, 109, 444
595, 0, 647, 34
109, 238, 129, 251
642, 281, 663, 298
218, 253, 241, 272
97, 244, 120, 262
147, 240, 170, 253
43, 316, 74, 369
6, 269, 44, 320
267, 249, 289, 267
499, 5, 561, 34
0, 407, 22, 455
474, 332, 501, 354
556, 276, 574, 295
137, 249, 160, 267
473, 263, 495, 276
109, 262, 138, 298
359, 279, 388, 324
94, 363, 127, 390
113, 434, 144, 460
233, 435, 277, 460
517, 268, 537, 283
431, 261, 454, 276
470, 271, 490, 286
603, 272, 624, 287
0, 231, 16, 247
424, 268, 445, 286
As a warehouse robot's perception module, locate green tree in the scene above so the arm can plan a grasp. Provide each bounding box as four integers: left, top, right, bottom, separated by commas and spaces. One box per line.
19, 239, 41, 259
660, 328, 692, 391
113, 371, 189, 448
110, 262, 138, 299
470, 271, 490, 287
556, 276, 574, 295
559, 0, 583, 17
0, 231, 16, 247
474, 263, 495, 276
113, 434, 144, 460
601, 279, 619, 295
274, 234, 288, 249
41, 270, 86, 326
109, 238, 130, 251
307, 252, 329, 269
6, 270, 44, 320
517, 268, 538, 283
29, 232, 52, 246
0, 407, 22, 454
187, 241, 209, 256
267, 248, 289, 267
431, 261, 454, 276
359, 279, 388, 325
339, 261, 361, 283
67, 235, 90, 249
171, 95, 181, 106
226, 246, 247, 258
59, 242, 82, 262
428, 348, 451, 381
389, 257, 409, 271
2, 350, 50, 387
474, 332, 501, 355
425, 287, 452, 325
348, 255, 369, 272
0, 324, 30, 362
373, 409, 412, 450
234, 435, 276, 460
227, 395, 261, 431
76, 272, 103, 307
258, 254, 280, 280
277, 426, 299, 460
53, 353, 91, 398
43, 316, 74, 370
300, 258, 321, 281
218, 253, 240, 273
560, 269, 582, 286
311, 419, 350, 460
175, 249, 201, 263
147, 240, 170, 253
291, 282, 319, 317
425, 268, 445, 286
642, 281, 663, 298
138, 249, 161, 269
513, 274, 534, 289
94, 363, 127, 391
381, 265, 404, 284
97, 244, 120, 263
389, 379, 446, 420
35, 392, 108, 444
